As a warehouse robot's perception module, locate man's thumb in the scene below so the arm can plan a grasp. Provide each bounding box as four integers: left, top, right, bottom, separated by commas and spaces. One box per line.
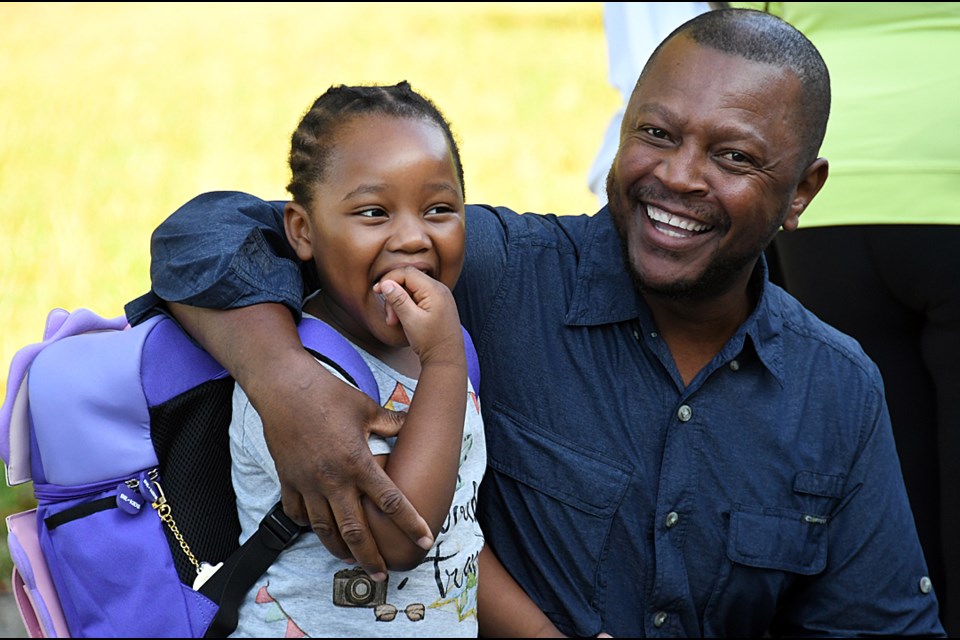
369, 407, 405, 438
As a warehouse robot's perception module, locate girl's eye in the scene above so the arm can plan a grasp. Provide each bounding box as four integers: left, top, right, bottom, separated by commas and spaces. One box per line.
357, 208, 387, 218
425, 205, 456, 216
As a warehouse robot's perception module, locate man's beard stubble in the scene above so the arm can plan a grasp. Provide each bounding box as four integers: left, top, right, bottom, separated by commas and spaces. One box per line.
606, 170, 771, 303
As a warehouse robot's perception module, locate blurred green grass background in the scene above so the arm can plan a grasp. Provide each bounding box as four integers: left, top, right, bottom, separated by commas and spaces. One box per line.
0, 1, 617, 591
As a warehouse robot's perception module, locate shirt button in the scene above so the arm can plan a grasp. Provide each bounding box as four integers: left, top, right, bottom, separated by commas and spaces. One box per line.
920, 576, 933, 594
677, 405, 692, 422
653, 611, 668, 627
633, 329, 641, 341
665, 511, 679, 528
729, 359, 740, 371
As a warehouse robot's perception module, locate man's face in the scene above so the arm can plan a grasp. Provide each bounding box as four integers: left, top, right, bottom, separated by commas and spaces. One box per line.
607, 35, 809, 300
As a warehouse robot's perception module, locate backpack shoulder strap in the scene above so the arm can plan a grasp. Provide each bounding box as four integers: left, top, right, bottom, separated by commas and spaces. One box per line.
461, 326, 480, 395
296, 317, 379, 400
300, 319, 479, 397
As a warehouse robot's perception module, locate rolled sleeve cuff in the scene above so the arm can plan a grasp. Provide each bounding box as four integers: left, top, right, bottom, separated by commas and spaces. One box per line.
125, 228, 305, 326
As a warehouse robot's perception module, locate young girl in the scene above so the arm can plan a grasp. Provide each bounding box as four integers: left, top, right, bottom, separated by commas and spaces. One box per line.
228, 82, 562, 638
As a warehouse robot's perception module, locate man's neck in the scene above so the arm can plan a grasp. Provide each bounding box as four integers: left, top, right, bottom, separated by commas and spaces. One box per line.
644, 281, 756, 387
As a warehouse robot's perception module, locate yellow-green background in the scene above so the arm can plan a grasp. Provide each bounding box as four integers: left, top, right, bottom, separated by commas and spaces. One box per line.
0, 2, 617, 590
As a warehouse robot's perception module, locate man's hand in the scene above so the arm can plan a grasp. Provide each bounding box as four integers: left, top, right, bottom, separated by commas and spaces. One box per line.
169, 302, 434, 580
255, 353, 435, 580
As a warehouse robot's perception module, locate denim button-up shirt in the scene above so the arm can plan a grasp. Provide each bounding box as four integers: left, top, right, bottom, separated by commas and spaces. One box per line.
126, 191, 944, 637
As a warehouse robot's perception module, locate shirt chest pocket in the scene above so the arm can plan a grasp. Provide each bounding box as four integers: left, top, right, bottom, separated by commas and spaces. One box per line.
481, 403, 632, 634
485, 403, 631, 517
727, 505, 828, 575
702, 503, 831, 637
726, 470, 844, 575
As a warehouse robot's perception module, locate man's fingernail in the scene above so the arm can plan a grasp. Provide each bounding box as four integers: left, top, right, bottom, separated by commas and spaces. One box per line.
368, 571, 387, 583
417, 536, 434, 550
380, 281, 396, 295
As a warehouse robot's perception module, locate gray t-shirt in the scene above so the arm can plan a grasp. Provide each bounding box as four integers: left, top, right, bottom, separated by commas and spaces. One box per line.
228, 332, 486, 638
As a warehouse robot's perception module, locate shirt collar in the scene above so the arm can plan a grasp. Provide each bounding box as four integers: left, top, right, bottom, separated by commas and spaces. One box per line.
564, 208, 644, 327
718, 257, 786, 387
564, 209, 785, 384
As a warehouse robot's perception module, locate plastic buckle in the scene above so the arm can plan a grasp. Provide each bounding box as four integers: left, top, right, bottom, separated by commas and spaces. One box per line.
259, 502, 303, 551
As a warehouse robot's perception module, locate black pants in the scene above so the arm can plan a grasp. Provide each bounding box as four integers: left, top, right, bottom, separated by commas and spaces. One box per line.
771, 225, 960, 635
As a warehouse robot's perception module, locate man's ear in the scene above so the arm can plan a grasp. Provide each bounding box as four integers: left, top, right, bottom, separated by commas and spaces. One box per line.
284, 201, 315, 261
782, 157, 829, 232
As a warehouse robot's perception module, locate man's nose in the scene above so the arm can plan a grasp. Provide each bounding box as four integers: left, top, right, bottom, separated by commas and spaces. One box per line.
654, 146, 709, 195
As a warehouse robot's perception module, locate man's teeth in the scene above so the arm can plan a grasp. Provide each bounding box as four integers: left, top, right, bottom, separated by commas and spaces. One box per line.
646, 206, 711, 236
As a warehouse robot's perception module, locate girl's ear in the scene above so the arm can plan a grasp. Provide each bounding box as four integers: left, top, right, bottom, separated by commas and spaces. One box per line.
284, 201, 315, 261
782, 157, 829, 232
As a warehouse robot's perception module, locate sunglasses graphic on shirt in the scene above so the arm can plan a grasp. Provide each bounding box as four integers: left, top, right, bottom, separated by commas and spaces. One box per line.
374, 603, 426, 622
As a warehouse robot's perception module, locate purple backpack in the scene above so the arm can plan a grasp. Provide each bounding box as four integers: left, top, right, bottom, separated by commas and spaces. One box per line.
0, 308, 480, 638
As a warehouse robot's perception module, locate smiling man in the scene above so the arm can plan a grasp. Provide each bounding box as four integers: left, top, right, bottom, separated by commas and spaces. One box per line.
127, 8, 944, 637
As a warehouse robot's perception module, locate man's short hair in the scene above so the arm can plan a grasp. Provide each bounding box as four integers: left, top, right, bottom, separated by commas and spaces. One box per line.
641, 8, 831, 168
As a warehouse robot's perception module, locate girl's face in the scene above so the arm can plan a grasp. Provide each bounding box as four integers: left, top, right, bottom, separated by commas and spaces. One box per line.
285, 114, 465, 355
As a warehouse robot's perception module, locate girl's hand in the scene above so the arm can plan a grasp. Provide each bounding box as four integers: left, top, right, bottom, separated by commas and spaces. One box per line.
374, 266, 464, 367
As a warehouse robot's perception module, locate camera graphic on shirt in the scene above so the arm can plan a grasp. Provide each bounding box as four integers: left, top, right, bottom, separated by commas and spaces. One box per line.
332, 567, 388, 608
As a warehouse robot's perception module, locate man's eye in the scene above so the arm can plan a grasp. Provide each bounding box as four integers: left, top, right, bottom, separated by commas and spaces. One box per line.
720, 150, 751, 164
642, 126, 670, 140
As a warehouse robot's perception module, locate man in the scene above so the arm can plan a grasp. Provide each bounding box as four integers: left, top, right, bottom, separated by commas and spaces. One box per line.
127, 9, 944, 636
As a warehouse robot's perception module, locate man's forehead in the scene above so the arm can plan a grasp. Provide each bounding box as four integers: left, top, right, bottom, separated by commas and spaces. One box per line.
638, 36, 795, 108
648, 36, 762, 81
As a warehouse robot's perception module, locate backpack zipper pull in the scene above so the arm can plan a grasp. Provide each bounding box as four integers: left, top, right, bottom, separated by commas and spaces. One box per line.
137, 469, 162, 505
115, 479, 146, 515
137, 470, 205, 577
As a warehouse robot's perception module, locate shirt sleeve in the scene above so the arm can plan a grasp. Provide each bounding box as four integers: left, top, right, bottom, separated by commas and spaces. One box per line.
454, 205, 511, 340
774, 385, 945, 636
125, 191, 311, 326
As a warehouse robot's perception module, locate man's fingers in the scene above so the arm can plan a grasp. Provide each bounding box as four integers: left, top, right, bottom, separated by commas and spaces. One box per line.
278, 484, 356, 563
262, 368, 431, 579
326, 497, 387, 581
364, 467, 434, 552
278, 487, 308, 526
